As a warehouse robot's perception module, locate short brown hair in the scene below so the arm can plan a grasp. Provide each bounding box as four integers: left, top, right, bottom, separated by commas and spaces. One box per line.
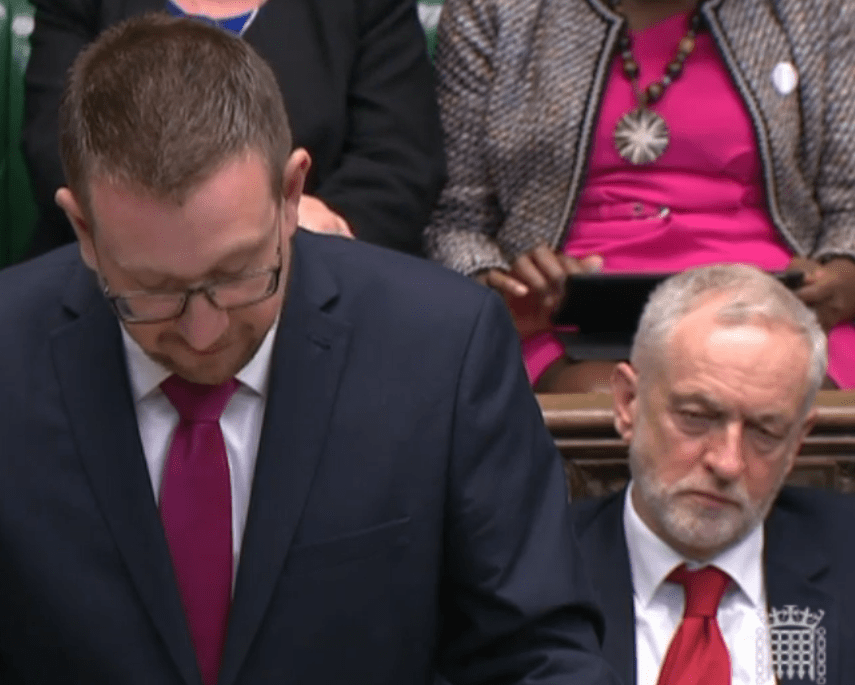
59, 13, 292, 213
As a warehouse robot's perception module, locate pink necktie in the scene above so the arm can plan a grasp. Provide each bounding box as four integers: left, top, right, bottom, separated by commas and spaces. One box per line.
160, 375, 239, 685
656, 564, 732, 685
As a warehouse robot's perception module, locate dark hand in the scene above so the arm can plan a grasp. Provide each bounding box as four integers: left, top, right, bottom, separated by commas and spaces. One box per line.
789, 256, 855, 331
476, 245, 602, 338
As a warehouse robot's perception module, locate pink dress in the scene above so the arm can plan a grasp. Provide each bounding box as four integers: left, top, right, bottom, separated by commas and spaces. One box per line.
523, 11, 855, 387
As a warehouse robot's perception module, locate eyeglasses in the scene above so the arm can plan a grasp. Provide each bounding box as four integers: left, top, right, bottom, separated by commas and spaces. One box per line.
103, 227, 283, 324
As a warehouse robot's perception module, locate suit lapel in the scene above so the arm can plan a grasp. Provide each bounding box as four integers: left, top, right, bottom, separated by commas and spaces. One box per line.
219, 234, 351, 685
702, 0, 810, 251
581, 489, 837, 685
577, 493, 637, 685
706, 0, 803, 149
50, 264, 200, 685
764, 498, 835, 685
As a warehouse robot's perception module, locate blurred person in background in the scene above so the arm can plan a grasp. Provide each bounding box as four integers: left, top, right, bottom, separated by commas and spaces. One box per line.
426, 0, 855, 392
24, 0, 445, 256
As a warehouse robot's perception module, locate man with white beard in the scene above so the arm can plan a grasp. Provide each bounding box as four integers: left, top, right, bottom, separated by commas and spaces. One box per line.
572, 263, 855, 685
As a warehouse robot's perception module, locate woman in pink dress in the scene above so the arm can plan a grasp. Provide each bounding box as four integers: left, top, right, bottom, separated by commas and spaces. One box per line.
426, 0, 855, 391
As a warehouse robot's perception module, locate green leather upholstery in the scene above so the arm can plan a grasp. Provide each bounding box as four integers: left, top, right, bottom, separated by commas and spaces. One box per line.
1, 0, 37, 266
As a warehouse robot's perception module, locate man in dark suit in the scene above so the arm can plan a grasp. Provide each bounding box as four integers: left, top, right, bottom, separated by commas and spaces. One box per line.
572, 264, 855, 685
0, 15, 616, 685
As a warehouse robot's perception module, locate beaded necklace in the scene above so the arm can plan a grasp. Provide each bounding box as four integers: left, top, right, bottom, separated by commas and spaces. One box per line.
612, 7, 703, 164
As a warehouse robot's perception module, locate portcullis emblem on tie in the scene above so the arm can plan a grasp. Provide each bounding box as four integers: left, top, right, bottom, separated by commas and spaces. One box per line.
768, 605, 826, 683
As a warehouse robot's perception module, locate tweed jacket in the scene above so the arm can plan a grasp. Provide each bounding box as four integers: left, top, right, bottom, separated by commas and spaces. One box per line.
425, 0, 855, 276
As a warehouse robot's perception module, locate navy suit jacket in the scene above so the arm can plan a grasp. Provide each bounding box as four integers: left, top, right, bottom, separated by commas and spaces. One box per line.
571, 486, 855, 685
0, 232, 615, 685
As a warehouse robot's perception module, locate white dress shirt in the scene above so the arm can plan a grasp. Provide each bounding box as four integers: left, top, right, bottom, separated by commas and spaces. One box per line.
121, 323, 277, 579
623, 483, 776, 685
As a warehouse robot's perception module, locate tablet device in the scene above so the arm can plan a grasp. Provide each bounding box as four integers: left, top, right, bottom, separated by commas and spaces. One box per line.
551, 270, 804, 361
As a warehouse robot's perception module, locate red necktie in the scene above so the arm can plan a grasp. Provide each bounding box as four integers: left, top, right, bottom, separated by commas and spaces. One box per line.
656, 564, 732, 685
160, 375, 239, 685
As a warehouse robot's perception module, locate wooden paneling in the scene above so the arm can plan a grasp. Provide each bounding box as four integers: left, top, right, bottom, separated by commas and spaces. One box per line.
538, 390, 855, 499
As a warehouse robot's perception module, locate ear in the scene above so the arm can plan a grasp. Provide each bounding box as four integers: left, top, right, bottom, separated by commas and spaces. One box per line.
280, 148, 311, 231
611, 361, 640, 441
784, 407, 817, 478
55, 187, 98, 271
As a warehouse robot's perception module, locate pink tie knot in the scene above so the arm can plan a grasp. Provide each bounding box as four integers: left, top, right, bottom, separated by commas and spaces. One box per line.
667, 564, 731, 618
161, 375, 240, 423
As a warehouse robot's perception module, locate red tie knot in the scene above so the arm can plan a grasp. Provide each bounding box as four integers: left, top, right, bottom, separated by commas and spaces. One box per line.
667, 564, 731, 618
161, 375, 240, 423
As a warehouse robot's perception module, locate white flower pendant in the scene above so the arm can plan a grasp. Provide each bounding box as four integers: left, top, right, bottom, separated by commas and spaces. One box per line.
613, 108, 670, 164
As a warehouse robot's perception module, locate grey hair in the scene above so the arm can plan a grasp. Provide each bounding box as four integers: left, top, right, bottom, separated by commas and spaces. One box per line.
631, 263, 827, 414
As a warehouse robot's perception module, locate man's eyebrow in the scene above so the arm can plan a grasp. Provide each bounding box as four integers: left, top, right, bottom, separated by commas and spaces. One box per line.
118, 239, 270, 290
669, 392, 724, 413
745, 412, 792, 432
670, 392, 791, 430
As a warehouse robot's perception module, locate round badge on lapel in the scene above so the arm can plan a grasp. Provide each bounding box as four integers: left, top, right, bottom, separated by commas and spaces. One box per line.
771, 62, 798, 96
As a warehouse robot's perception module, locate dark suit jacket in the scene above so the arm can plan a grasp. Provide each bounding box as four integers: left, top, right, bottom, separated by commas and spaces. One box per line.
572, 486, 855, 685
0, 231, 616, 685
23, 0, 445, 256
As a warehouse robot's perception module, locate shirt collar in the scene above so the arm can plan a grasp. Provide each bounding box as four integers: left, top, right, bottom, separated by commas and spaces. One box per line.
121, 318, 279, 401
623, 481, 765, 610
